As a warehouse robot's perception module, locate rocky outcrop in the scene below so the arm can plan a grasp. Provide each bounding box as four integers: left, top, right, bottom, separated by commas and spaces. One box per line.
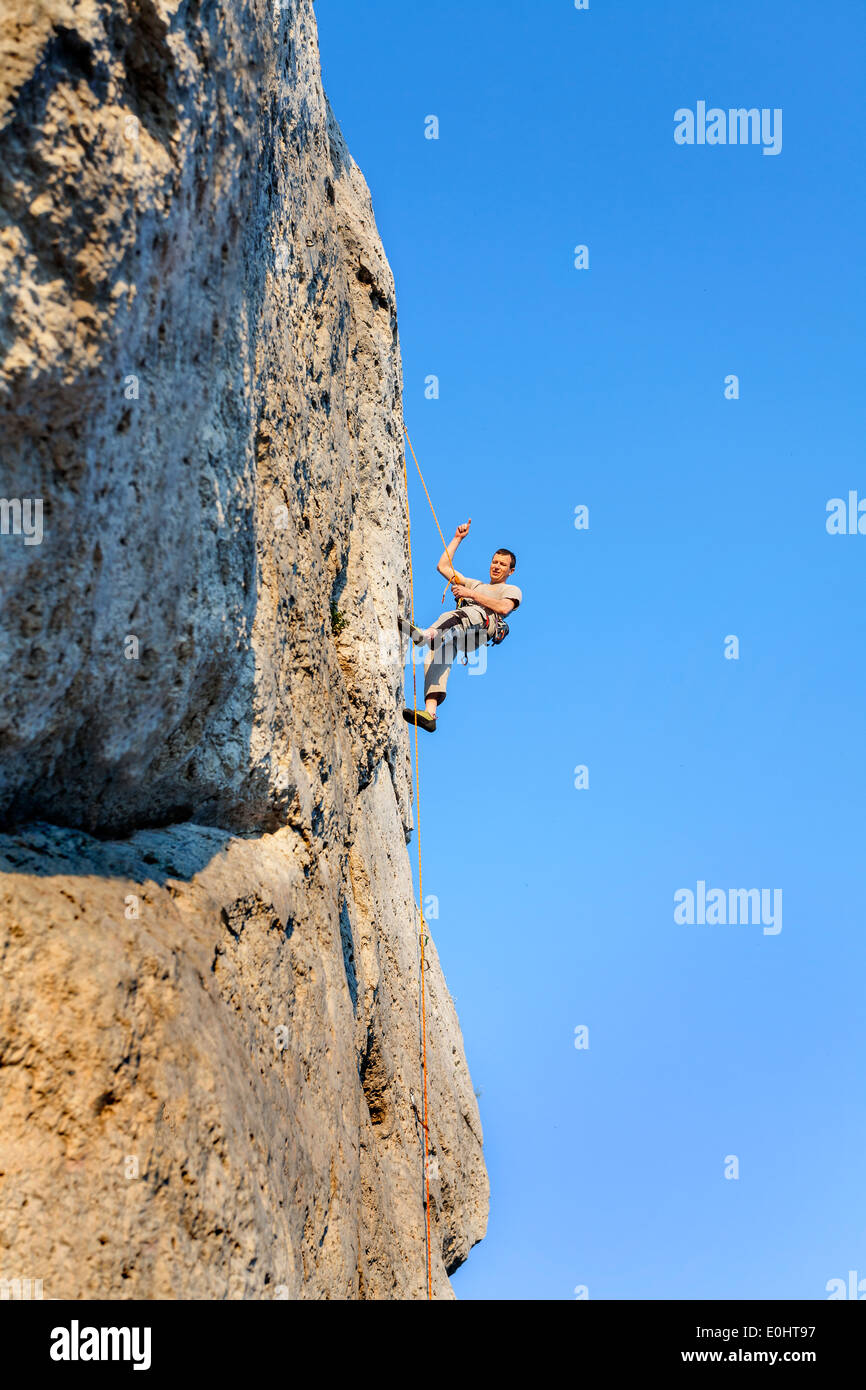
0, 0, 488, 1298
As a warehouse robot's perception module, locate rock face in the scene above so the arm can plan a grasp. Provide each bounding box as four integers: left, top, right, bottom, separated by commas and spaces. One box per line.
0, 0, 488, 1298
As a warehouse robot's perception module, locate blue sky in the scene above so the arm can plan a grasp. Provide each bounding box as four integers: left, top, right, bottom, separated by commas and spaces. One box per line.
317, 1, 866, 1299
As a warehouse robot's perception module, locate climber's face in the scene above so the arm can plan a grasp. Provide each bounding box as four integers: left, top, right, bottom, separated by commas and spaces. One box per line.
489, 553, 514, 584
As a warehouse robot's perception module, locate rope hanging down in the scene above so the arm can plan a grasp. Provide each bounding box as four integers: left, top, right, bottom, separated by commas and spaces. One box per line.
403, 425, 459, 584
400, 421, 450, 1302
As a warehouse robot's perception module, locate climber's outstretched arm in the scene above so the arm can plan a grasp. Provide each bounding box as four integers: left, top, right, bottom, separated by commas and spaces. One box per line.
436, 519, 471, 581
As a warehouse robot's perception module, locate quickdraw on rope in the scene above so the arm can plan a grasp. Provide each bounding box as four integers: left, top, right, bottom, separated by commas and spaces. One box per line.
401, 421, 453, 1302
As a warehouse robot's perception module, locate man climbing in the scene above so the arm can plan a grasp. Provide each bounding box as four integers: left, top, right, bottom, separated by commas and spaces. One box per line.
400, 519, 522, 733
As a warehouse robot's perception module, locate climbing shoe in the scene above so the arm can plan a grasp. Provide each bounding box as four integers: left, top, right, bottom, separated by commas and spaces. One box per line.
403, 708, 437, 733
398, 615, 427, 646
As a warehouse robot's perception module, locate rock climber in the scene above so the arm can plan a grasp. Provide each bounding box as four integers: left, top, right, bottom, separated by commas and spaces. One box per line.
400, 519, 522, 733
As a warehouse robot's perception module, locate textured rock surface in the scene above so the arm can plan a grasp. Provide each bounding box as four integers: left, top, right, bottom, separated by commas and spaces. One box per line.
0, 0, 488, 1298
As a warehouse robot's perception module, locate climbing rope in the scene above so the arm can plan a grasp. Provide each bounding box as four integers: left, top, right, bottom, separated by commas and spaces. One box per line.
403, 425, 460, 584
400, 421, 447, 1302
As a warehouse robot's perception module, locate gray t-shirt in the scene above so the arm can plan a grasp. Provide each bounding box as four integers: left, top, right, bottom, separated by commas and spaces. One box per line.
461, 577, 522, 612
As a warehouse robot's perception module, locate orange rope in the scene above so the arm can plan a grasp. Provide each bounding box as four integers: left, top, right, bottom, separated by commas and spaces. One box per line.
401, 427, 434, 1302
403, 425, 460, 585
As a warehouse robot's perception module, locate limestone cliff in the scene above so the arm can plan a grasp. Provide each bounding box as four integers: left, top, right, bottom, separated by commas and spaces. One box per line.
0, 0, 488, 1298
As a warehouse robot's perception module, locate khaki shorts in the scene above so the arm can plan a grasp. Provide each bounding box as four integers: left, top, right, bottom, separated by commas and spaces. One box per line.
424, 604, 490, 706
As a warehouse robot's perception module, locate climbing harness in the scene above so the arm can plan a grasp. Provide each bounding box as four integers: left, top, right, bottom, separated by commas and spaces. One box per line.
458, 600, 510, 647
454, 594, 509, 648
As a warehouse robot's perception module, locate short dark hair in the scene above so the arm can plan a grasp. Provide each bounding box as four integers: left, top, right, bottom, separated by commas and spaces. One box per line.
494, 548, 516, 571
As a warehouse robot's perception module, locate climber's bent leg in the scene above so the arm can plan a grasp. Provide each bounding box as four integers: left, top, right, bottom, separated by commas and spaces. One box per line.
423, 605, 489, 711
398, 615, 429, 647
400, 631, 456, 732
400, 607, 468, 650
403, 606, 489, 732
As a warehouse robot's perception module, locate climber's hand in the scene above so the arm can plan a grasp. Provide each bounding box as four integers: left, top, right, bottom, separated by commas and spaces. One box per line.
451, 583, 471, 600
454, 519, 471, 541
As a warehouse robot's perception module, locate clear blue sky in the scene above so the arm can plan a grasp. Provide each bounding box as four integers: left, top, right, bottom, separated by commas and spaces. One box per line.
317, 0, 866, 1300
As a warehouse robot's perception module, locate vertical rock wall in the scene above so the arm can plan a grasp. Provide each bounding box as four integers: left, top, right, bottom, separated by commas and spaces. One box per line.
0, 0, 488, 1298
